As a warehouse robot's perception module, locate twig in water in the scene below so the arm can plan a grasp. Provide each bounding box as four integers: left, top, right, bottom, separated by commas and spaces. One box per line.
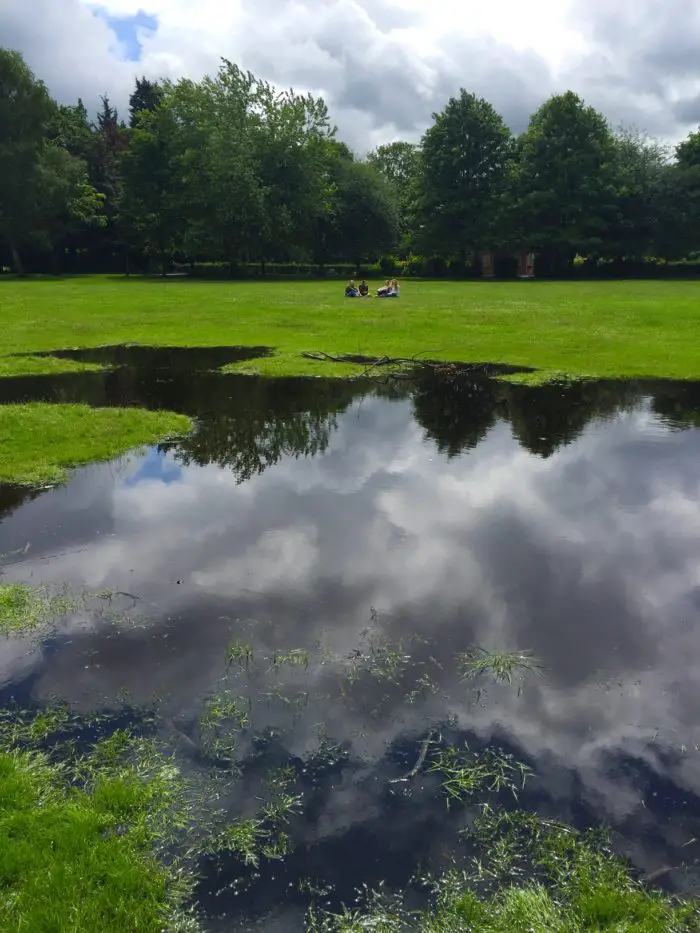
388, 731, 435, 784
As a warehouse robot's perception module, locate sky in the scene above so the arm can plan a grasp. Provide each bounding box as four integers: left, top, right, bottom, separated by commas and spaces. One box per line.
3, 1, 700, 156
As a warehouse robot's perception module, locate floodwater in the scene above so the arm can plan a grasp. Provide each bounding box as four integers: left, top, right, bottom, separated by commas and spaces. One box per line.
2, 347, 700, 928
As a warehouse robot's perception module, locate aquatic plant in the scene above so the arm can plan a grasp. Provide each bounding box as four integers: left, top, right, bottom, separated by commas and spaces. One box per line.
225, 639, 254, 670
200, 792, 301, 867
457, 647, 544, 684
268, 646, 311, 672
308, 809, 700, 931
430, 744, 532, 804
199, 692, 250, 733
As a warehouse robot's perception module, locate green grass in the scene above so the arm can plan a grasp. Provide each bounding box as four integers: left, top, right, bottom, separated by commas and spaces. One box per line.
0, 354, 104, 378
458, 648, 544, 684
0, 403, 192, 485
0, 749, 170, 933
0, 583, 78, 636
310, 811, 700, 932
1, 277, 700, 380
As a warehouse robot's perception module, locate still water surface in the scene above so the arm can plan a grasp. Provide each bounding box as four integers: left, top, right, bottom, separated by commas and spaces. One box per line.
2, 349, 700, 927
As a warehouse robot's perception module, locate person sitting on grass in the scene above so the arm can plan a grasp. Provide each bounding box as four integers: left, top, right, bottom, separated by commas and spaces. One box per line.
378, 278, 400, 298
345, 280, 360, 297
358, 280, 370, 297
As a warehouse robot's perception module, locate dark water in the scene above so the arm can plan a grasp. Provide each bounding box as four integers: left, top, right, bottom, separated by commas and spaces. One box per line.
3, 347, 700, 927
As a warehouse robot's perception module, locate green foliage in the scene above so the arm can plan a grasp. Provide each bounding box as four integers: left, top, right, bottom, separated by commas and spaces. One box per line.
458, 648, 544, 684
129, 77, 162, 129
418, 90, 513, 255
119, 103, 182, 267
310, 809, 700, 932
676, 129, 700, 170
225, 639, 254, 669
0, 584, 78, 635
0, 749, 171, 933
0, 49, 53, 273
5, 46, 700, 273
511, 91, 619, 268
0, 402, 191, 485
367, 141, 420, 253
608, 128, 671, 260
430, 744, 532, 803
328, 159, 399, 265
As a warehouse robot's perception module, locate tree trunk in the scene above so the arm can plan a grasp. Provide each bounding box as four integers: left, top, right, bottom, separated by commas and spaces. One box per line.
9, 241, 25, 277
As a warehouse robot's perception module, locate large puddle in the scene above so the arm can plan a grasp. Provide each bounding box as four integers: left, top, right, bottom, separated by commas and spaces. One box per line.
2, 348, 700, 928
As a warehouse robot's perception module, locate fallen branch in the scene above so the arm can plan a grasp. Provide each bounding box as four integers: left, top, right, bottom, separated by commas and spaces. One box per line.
299, 351, 514, 383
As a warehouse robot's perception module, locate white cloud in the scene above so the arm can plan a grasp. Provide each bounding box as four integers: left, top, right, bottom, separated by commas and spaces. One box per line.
3, 0, 698, 150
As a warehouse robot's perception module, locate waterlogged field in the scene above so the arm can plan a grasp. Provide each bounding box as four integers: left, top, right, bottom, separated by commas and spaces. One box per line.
2, 276, 700, 381
2, 348, 700, 930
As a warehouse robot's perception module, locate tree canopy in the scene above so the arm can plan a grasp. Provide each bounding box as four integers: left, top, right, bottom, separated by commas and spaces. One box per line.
2, 46, 700, 276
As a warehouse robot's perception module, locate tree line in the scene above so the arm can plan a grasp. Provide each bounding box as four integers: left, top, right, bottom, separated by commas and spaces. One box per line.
2, 46, 700, 277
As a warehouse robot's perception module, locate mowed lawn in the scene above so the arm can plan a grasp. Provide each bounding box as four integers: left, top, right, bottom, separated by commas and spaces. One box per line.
1, 276, 699, 380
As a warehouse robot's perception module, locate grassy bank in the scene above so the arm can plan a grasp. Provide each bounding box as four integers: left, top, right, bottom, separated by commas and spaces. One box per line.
1, 277, 700, 381
0, 749, 171, 933
0, 403, 192, 485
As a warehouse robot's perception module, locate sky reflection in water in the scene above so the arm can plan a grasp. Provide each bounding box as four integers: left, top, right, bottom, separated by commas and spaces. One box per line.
2, 355, 700, 922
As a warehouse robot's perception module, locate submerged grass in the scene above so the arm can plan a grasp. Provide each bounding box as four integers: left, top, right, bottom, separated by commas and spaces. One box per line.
309, 810, 700, 932
430, 744, 533, 804
458, 648, 544, 685
0, 634, 698, 931
2, 277, 700, 381
0, 402, 192, 486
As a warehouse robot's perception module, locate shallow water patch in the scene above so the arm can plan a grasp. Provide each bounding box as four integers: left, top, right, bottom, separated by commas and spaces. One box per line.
2, 365, 700, 927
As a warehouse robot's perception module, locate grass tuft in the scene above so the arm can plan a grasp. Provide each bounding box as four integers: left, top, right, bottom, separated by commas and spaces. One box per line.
0, 583, 78, 635
458, 648, 544, 684
0, 402, 192, 486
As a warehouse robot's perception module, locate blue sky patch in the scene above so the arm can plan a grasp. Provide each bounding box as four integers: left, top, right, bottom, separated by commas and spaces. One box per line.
125, 448, 183, 488
93, 7, 158, 61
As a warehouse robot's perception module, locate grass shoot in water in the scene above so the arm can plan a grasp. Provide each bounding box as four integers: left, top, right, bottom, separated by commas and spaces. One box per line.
458, 647, 544, 685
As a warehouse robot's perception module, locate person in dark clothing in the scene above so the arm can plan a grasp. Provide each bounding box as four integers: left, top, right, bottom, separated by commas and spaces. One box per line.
358, 280, 370, 297
345, 280, 360, 297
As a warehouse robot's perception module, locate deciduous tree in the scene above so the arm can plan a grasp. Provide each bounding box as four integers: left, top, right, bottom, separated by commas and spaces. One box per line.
418, 91, 513, 258
511, 91, 618, 271
0, 49, 55, 273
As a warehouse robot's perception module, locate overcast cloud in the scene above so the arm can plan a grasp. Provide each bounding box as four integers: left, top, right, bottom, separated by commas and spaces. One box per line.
2, 0, 699, 151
